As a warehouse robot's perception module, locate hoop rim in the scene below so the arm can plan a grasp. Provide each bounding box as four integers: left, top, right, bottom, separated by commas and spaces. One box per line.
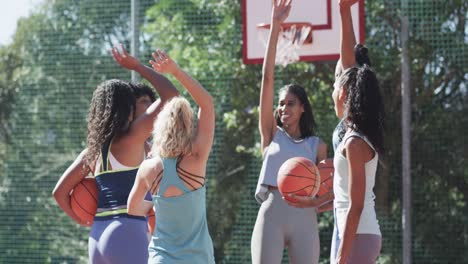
257, 22, 313, 30
257, 22, 313, 45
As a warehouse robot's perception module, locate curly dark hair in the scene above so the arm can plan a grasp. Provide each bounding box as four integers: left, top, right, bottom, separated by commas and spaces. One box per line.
335, 43, 374, 146
129, 82, 156, 102
339, 65, 385, 155
84, 79, 136, 166
274, 84, 316, 139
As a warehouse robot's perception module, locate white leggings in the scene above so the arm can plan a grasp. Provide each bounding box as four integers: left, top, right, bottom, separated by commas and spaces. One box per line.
251, 189, 320, 264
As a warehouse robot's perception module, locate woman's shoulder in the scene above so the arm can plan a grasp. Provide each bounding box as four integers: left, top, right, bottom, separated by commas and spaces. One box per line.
343, 130, 375, 153
140, 156, 162, 172
306, 135, 321, 140
304, 135, 322, 143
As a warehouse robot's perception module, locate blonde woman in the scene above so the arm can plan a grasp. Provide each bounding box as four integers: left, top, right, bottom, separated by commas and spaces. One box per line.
127, 50, 215, 263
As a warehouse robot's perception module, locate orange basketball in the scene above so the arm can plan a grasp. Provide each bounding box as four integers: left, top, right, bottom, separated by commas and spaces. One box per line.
316, 158, 334, 197
277, 157, 320, 203
70, 177, 98, 224
147, 208, 156, 235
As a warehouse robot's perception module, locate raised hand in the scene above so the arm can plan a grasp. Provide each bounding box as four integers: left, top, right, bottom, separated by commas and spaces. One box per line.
111, 43, 141, 70
272, 0, 292, 25
339, 0, 359, 9
149, 50, 179, 75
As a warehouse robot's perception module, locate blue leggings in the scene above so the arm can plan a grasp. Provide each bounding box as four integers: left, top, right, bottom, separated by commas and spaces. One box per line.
89, 217, 149, 264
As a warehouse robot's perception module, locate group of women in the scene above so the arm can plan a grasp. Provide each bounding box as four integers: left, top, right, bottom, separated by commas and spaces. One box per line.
252, 1, 384, 264
53, 0, 384, 263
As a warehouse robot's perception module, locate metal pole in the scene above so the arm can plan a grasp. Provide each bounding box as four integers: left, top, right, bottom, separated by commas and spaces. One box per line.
131, 0, 140, 82
401, 0, 412, 263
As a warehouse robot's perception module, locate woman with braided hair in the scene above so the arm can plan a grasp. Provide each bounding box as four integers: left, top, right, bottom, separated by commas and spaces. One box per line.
52, 45, 178, 263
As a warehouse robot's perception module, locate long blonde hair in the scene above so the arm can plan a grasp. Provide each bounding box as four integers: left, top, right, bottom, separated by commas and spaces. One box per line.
152, 96, 194, 158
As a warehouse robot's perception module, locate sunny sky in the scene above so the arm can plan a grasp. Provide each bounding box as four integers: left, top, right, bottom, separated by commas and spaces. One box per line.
0, 0, 44, 45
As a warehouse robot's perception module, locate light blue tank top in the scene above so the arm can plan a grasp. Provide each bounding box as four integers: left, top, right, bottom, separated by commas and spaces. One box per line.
149, 157, 215, 264
255, 127, 321, 203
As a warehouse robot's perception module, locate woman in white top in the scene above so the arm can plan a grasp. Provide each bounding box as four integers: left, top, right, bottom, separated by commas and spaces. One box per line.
289, 1, 384, 263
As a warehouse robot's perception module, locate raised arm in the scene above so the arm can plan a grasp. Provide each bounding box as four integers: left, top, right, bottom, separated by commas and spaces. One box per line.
52, 149, 92, 226
259, 0, 292, 154
339, 0, 359, 70
150, 50, 215, 160
112, 44, 179, 101
111, 45, 179, 143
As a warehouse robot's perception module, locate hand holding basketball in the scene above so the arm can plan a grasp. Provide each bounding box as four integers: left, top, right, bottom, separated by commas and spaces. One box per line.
284, 194, 321, 208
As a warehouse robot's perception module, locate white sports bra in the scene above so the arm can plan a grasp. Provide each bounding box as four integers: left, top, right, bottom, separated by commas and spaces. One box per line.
108, 152, 132, 170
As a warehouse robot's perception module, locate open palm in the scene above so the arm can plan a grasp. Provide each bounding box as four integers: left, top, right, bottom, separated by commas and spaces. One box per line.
149, 50, 178, 75
272, 0, 292, 24
111, 44, 140, 70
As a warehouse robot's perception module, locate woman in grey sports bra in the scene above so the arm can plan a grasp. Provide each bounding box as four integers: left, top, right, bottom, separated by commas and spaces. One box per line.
250, 1, 328, 264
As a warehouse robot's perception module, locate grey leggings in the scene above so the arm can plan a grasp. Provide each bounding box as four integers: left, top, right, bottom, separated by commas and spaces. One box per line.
330, 225, 382, 264
251, 189, 320, 264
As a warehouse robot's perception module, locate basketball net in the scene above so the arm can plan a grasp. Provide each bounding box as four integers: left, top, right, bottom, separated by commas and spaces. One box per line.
258, 23, 313, 67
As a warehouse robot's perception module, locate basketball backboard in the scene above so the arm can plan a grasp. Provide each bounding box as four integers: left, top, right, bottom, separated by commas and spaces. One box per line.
242, 0, 365, 64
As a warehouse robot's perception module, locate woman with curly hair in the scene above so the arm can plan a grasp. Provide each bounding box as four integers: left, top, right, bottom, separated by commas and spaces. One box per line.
128, 50, 215, 263
289, 1, 384, 263
52, 46, 178, 264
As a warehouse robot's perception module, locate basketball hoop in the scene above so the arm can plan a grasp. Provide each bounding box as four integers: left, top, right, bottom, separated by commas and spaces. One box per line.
257, 22, 313, 66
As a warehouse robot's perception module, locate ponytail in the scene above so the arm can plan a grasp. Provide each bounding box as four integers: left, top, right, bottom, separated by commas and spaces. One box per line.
354, 43, 371, 67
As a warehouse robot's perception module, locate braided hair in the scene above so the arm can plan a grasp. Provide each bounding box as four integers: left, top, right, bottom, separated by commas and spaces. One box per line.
84, 79, 136, 166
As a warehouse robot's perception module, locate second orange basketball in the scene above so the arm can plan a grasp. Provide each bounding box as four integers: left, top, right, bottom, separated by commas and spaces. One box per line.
316, 158, 334, 197
277, 157, 320, 203
70, 177, 98, 224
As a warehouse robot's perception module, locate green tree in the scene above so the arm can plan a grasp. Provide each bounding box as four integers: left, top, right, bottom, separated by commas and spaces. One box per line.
0, 0, 154, 262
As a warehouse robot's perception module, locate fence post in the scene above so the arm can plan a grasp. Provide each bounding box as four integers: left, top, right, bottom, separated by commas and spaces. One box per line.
131, 0, 140, 82
401, 0, 412, 263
